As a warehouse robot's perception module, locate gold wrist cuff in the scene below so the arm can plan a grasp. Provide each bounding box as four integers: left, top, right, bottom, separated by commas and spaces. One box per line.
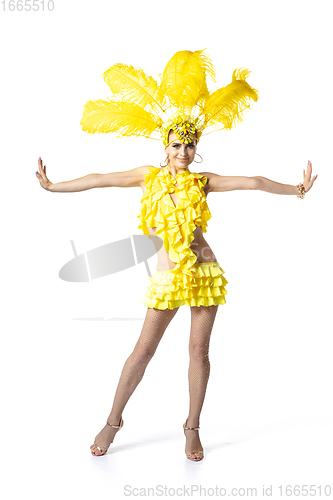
296, 182, 305, 199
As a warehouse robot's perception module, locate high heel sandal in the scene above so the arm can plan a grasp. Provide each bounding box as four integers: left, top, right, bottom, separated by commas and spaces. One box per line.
183, 418, 204, 461
91, 416, 124, 456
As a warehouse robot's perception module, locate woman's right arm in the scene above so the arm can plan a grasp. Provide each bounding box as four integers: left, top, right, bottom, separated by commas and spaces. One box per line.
36, 157, 150, 192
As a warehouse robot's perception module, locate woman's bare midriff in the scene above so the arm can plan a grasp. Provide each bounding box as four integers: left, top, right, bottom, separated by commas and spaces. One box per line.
147, 225, 218, 271
140, 173, 218, 272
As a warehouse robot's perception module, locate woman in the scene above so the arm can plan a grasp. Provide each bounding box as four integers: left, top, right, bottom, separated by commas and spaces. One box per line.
36, 132, 317, 461
35, 49, 318, 461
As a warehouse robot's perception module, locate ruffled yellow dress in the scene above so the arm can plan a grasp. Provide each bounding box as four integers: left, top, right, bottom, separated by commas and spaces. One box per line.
137, 166, 228, 310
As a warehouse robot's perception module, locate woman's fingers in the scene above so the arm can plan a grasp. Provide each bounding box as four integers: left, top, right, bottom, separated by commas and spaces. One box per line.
39, 157, 45, 176
36, 157, 51, 189
303, 160, 314, 182
37, 157, 47, 180
303, 160, 318, 192
37, 157, 42, 177
305, 160, 311, 179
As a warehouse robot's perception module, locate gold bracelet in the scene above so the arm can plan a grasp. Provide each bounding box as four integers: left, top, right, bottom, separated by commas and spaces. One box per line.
296, 182, 305, 199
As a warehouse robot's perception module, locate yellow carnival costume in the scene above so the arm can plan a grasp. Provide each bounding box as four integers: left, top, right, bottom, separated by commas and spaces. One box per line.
80, 49, 259, 309
137, 165, 228, 309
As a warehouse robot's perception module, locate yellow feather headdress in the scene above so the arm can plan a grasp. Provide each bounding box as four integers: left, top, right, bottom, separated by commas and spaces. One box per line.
80, 49, 259, 147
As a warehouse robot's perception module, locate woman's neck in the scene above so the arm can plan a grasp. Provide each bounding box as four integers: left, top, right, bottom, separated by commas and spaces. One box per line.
167, 163, 189, 176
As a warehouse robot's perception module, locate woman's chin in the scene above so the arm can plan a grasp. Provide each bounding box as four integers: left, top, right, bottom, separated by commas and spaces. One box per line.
168, 159, 192, 168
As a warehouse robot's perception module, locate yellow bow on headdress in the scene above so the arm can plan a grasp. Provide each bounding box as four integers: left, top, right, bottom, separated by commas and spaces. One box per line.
80, 49, 259, 147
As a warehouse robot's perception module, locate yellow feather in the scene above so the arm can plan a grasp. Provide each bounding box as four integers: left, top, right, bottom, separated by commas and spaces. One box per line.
158, 49, 216, 111
201, 68, 259, 129
103, 63, 165, 114
80, 99, 162, 137
80, 51, 259, 142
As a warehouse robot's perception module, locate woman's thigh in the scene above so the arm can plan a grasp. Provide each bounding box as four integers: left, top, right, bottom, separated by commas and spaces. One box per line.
132, 306, 180, 358
189, 305, 219, 353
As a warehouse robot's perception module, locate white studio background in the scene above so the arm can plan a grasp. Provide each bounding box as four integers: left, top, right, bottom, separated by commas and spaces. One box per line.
1, 0, 332, 499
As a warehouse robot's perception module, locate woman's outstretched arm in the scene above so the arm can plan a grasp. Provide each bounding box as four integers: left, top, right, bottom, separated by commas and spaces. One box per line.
254, 161, 318, 195
203, 161, 318, 196
36, 157, 149, 192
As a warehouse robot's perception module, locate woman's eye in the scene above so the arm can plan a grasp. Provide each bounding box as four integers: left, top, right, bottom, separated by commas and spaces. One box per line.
172, 143, 195, 148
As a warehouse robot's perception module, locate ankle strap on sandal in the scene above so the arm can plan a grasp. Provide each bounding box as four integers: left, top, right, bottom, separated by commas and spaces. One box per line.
184, 425, 200, 430
106, 416, 123, 429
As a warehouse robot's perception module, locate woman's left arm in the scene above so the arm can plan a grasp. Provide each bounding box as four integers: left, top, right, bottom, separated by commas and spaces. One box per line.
254, 160, 318, 196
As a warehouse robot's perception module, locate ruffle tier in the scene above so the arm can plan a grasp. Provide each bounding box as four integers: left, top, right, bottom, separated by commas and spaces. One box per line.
143, 262, 228, 310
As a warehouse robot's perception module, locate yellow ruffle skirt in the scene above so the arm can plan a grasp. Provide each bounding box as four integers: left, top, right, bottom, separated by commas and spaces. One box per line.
143, 262, 228, 310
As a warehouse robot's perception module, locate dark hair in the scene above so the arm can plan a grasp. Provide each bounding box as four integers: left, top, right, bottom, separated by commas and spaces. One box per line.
167, 129, 174, 143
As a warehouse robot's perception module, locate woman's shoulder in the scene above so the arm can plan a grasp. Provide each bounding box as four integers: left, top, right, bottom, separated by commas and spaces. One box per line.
137, 165, 162, 177
197, 171, 219, 193
139, 165, 162, 195
197, 171, 217, 180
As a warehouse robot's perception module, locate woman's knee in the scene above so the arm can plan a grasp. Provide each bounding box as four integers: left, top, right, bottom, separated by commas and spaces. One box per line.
130, 344, 157, 366
188, 342, 210, 363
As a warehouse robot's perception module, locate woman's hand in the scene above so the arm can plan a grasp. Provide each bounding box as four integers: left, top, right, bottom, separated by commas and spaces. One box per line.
36, 157, 53, 191
303, 160, 318, 193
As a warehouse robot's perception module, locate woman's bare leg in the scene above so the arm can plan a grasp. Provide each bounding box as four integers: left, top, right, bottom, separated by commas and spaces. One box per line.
91, 306, 179, 455
184, 304, 219, 459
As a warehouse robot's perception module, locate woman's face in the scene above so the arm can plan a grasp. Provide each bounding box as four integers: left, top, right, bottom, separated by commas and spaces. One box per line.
165, 130, 197, 169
